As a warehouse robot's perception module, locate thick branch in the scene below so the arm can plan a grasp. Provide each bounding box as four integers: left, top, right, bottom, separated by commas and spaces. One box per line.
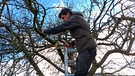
36, 52, 65, 73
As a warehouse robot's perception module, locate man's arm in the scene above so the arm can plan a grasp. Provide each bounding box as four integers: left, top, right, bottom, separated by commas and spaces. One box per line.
44, 21, 80, 34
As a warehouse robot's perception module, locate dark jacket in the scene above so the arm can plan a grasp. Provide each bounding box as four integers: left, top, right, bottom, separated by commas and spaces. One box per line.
44, 12, 97, 53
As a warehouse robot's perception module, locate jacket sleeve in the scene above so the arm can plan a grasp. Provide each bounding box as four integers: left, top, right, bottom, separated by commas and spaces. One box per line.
44, 20, 80, 34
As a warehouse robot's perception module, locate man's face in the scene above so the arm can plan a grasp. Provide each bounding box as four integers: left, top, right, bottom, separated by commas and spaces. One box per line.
61, 12, 70, 22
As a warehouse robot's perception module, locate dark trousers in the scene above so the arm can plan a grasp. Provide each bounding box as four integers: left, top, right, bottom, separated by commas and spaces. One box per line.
75, 48, 96, 76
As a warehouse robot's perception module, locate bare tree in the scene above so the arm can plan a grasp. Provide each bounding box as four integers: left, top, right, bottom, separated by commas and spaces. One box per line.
87, 0, 135, 75
0, 0, 135, 76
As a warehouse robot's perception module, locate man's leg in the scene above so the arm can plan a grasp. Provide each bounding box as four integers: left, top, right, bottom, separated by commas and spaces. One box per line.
75, 48, 96, 76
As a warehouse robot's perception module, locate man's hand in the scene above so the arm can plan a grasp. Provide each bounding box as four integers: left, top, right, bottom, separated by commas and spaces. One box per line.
35, 28, 46, 37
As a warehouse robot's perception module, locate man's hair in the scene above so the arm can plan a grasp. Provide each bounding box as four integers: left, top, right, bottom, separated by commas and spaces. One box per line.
58, 8, 72, 18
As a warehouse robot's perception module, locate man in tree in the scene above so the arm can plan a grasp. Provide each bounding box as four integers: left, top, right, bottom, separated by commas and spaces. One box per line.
42, 8, 97, 76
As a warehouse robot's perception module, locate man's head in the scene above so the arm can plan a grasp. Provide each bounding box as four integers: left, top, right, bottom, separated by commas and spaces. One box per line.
59, 8, 72, 22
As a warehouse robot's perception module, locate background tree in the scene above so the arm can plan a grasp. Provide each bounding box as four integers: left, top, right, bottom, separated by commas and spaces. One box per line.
0, 0, 135, 76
